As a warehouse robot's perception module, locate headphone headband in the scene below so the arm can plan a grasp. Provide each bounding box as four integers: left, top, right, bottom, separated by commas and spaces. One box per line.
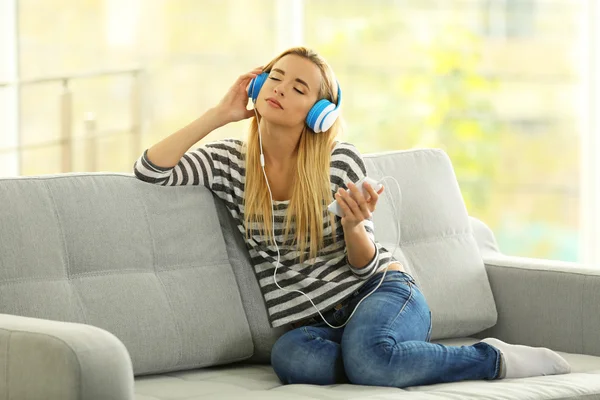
248, 72, 342, 133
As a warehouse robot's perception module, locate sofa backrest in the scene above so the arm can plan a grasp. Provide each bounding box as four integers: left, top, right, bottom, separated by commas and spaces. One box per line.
365, 148, 498, 339
0, 147, 498, 373
0, 173, 254, 376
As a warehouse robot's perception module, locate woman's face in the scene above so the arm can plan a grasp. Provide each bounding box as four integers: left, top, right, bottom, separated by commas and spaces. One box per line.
255, 54, 322, 129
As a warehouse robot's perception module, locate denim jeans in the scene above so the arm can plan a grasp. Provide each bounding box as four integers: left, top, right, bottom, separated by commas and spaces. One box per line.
271, 270, 502, 387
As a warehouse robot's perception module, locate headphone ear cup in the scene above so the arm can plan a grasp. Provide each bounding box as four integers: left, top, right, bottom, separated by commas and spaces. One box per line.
306, 100, 335, 133
248, 72, 268, 102
319, 108, 340, 132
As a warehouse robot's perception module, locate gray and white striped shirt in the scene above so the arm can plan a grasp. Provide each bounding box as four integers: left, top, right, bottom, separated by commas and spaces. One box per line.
133, 138, 398, 327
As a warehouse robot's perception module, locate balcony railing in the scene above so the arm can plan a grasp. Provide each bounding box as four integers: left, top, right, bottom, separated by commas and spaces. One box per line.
0, 67, 142, 173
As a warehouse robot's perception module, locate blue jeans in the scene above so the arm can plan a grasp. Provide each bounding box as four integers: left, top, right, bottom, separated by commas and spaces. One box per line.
271, 270, 502, 387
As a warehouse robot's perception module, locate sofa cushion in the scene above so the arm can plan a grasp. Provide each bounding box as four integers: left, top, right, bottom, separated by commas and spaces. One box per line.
133, 337, 600, 399
363, 148, 498, 339
0, 173, 253, 375
213, 197, 291, 364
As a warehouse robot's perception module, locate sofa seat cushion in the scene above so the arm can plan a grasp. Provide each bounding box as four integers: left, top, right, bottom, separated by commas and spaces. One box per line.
134, 338, 600, 399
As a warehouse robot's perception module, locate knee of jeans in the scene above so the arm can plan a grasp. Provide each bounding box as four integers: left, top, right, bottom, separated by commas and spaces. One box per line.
270, 328, 313, 383
272, 327, 346, 385
271, 329, 303, 367
342, 340, 396, 386
342, 349, 372, 386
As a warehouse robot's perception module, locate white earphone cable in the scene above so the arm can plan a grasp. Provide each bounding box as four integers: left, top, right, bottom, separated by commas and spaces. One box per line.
252, 102, 401, 329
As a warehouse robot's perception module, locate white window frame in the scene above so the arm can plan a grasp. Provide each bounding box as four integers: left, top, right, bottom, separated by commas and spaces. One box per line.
580, 0, 600, 266
276, 0, 303, 50
0, 0, 19, 177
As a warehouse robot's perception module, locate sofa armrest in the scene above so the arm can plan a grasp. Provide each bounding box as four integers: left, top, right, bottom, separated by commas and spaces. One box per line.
469, 216, 501, 258
473, 254, 600, 357
0, 314, 134, 400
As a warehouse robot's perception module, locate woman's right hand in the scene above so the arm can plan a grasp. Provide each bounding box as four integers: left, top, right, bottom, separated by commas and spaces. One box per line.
215, 66, 264, 124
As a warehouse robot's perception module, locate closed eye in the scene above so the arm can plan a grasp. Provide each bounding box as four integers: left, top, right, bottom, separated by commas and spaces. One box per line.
269, 77, 305, 95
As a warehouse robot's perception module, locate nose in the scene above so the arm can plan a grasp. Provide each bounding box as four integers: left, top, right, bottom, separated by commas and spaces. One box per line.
274, 84, 285, 97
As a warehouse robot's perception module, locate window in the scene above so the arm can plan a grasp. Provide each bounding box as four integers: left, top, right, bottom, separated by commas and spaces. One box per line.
303, 0, 587, 263
481, 0, 536, 38
1, 0, 597, 265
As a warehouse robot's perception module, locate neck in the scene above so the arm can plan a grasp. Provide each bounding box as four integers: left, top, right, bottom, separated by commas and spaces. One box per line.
258, 118, 302, 169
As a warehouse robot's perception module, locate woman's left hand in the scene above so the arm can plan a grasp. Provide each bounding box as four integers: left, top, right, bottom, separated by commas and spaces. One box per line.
335, 181, 385, 230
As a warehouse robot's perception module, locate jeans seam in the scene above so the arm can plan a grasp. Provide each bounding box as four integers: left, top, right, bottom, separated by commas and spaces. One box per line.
493, 345, 502, 379
383, 281, 414, 340
426, 311, 432, 342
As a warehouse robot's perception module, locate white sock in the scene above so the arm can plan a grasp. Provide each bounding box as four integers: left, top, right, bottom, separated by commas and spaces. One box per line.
480, 338, 571, 379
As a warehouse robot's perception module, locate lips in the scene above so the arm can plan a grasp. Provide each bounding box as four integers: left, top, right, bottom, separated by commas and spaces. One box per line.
266, 97, 283, 109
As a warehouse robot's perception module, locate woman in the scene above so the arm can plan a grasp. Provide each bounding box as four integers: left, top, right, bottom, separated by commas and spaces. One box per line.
133, 46, 571, 388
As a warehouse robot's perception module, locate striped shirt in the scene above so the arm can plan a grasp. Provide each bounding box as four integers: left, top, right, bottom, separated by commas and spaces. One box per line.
133, 138, 399, 328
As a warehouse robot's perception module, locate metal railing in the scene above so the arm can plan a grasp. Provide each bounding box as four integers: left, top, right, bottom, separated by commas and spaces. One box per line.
0, 67, 142, 173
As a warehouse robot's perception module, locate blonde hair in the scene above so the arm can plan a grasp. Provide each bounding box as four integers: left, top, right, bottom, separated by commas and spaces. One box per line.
242, 46, 343, 264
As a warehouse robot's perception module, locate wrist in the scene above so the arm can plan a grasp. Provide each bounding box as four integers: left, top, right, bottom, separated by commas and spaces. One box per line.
206, 106, 230, 128
342, 220, 364, 233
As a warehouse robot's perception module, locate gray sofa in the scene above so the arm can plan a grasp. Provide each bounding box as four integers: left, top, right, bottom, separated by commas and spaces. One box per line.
1, 146, 599, 400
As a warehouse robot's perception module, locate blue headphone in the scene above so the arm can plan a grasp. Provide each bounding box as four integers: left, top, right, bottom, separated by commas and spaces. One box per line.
247, 72, 342, 133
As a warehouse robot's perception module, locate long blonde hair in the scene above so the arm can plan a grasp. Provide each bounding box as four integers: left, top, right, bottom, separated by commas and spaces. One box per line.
242, 47, 343, 264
